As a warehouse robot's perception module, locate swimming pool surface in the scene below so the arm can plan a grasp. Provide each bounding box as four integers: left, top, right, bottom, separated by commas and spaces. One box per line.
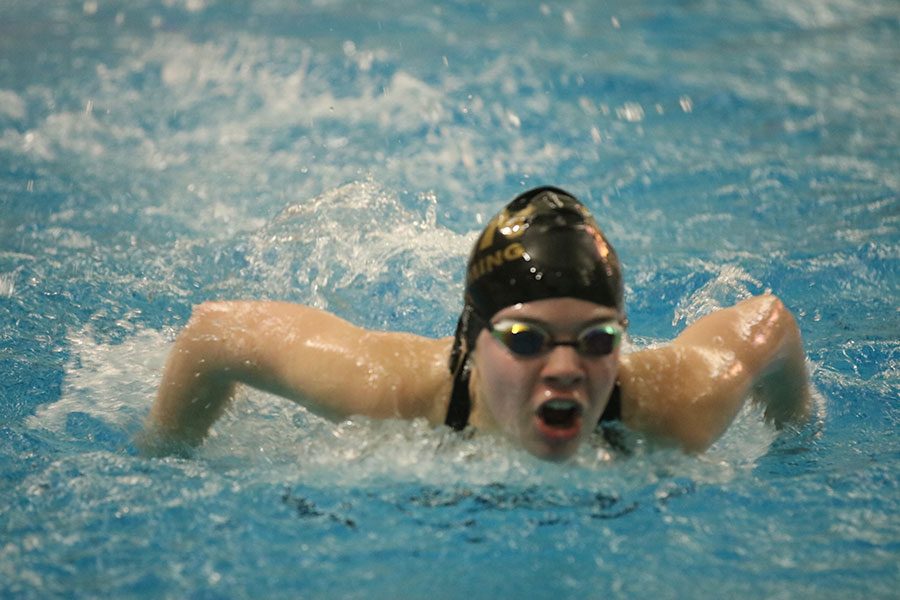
1, 1, 898, 598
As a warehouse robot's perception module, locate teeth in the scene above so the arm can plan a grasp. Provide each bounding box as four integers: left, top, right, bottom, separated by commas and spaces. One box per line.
538, 399, 582, 427
544, 400, 578, 411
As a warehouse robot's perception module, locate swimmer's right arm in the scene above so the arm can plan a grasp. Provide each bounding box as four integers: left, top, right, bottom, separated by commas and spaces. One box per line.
142, 301, 452, 451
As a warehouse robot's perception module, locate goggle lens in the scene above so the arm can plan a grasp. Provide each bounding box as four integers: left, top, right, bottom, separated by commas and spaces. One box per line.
578, 325, 620, 355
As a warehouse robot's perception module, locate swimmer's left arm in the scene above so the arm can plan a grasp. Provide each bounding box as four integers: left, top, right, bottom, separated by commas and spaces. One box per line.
618, 294, 811, 452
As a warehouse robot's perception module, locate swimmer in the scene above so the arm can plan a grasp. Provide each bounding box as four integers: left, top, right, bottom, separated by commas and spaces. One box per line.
144, 186, 811, 461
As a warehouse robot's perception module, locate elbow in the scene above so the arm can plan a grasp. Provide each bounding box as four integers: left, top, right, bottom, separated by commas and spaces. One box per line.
744, 293, 792, 325
176, 301, 241, 350
752, 294, 800, 335
168, 301, 238, 380
634, 420, 720, 454
174, 303, 214, 345
627, 399, 728, 454
742, 294, 805, 362
665, 415, 727, 454
185, 301, 232, 331
766, 294, 798, 331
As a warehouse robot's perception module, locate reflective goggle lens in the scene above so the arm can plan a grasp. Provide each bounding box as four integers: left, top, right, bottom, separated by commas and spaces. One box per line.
494, 322, 547, 355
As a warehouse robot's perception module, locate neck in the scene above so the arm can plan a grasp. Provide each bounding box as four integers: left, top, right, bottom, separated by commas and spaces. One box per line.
466, 365, 498, 431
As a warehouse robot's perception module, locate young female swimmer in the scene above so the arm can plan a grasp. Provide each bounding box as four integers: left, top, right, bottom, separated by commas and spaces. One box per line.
144, 186, 811, 461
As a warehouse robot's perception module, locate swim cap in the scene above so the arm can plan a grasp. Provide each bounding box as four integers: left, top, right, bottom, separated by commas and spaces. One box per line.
449, 186, 624, 375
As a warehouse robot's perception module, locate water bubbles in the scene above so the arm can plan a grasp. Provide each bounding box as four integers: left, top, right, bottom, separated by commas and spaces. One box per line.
243, 180, 466, 329
161, 0, 206, 12
616, 102, 645, 123
342, 40, 375, 71
26, 326, 171, 435
0, 272, 16, 298
0, 3, 894, 596
0, 90, 26, 120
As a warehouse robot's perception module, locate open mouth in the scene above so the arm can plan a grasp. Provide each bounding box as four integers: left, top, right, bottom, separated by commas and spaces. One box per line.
537, 399, 583, 429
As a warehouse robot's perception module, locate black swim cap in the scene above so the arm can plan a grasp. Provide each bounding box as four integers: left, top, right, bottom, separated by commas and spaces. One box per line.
449, 186, 624, 375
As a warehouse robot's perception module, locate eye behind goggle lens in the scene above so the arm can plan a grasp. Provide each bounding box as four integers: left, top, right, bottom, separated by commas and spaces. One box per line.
497, 325, 547, 356
578, 325, 620, 356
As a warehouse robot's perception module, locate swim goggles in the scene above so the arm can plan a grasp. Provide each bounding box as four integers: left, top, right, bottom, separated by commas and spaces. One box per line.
488, 319, 623, 358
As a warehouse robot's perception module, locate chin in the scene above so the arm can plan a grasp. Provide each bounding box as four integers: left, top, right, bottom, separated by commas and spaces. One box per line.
525, 439, 582, 462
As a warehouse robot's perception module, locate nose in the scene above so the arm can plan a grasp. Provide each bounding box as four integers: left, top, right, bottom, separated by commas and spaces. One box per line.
540, 345, 585, 390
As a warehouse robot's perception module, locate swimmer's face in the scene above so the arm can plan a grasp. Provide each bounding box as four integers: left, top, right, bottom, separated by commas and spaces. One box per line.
471, 297, 622, 462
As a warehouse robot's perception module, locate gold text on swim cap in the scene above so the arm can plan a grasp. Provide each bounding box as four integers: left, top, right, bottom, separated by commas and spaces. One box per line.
468, 242, 526, 281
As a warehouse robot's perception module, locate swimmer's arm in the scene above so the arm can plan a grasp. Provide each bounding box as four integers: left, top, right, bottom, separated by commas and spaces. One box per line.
618, 294, 811, 452
144, 301, 451, 449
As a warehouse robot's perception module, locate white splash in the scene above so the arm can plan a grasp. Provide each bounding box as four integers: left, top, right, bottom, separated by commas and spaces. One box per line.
672, 264, 763, 327
245, 180, 471, 318
0, 271, 16, 297
0, 89, 26, 120
27, 326, 172, 434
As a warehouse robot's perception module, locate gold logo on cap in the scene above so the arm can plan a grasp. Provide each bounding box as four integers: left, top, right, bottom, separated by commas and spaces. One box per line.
476, 204, 536, 251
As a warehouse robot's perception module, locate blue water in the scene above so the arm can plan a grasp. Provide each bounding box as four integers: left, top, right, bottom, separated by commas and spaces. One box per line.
1, 0, 898, 598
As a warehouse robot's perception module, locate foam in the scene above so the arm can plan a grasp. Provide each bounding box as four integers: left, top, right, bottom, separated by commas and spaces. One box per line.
27, 326, 172, 434
672, 264, 764, 327
0, 89, 26, 120
0, 273, 15, 298
243, 180, 470, 326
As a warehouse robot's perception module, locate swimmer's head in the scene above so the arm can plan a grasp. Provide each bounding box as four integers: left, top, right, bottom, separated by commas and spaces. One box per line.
450, 186, 624, 373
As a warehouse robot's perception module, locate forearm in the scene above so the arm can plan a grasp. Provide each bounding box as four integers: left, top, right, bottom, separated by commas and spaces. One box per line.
749, 303, 811, 426
148, 341, 237, 445
144, 304, 242, 448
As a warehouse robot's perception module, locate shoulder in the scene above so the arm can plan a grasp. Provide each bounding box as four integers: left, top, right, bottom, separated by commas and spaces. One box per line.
359, 331, 455, 424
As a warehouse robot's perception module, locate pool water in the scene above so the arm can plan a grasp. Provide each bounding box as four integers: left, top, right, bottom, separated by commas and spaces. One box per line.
1, 0, 898, 598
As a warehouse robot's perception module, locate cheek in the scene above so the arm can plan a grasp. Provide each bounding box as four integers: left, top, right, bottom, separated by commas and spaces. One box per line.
593, 354, 620, 379
473, 345, 533, 420
587, 354, 621, 400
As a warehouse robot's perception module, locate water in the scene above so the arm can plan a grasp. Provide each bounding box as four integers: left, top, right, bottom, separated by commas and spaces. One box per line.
1, 0, 898, 598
